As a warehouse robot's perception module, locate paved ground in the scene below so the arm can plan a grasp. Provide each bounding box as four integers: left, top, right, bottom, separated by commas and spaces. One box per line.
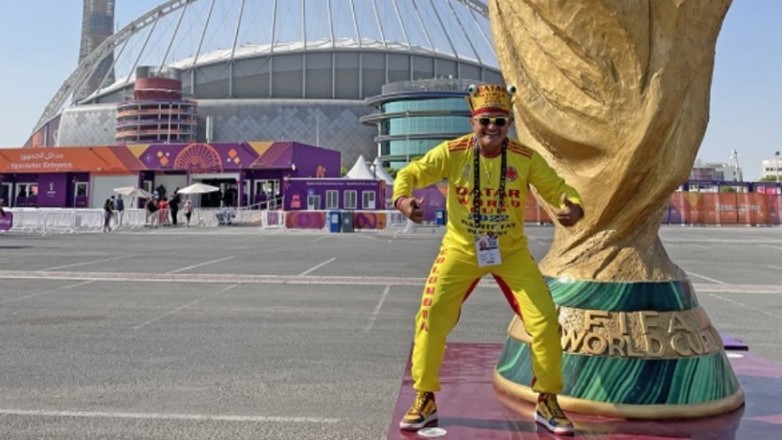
0, 225, 780, 439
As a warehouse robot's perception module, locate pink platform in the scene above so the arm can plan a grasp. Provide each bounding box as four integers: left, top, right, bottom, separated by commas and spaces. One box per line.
388, 342, 782, 439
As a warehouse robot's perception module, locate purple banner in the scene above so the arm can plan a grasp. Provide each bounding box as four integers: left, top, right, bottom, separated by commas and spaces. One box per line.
354, 212, 387, 229
283, 178, 384, 210
37, 174, 68, 207
285, 211, 326, 229
0, 211, 12, 232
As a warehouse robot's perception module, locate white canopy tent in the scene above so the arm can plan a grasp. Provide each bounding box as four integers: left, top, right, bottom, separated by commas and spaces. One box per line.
343, 156, 395, 209
177, 183, 221, 194
371, 157, 395, 186
113, 186, 153, 199
344, 155, 396, 185
344, 155, 376, 180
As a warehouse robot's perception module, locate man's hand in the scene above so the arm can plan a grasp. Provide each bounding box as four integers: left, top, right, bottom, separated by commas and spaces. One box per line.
397, 196, 426, 224
556, 195, 583, 226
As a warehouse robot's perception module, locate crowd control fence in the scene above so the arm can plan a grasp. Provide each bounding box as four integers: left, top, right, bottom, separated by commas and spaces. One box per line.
3, 192, 780, 235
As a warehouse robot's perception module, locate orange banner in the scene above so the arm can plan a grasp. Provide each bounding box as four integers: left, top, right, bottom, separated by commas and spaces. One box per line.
529, 192, 780, 226
0, 147, 141, 174
771, 194, 782, 225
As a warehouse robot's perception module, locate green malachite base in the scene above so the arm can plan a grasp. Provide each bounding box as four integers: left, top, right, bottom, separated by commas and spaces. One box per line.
493, 278, 745, 419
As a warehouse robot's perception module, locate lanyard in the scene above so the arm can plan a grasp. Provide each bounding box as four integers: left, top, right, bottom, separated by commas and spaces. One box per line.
472, 137, 507, 228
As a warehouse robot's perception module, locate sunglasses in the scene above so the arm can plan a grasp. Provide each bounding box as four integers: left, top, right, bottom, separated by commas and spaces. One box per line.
474, 116, 510, 127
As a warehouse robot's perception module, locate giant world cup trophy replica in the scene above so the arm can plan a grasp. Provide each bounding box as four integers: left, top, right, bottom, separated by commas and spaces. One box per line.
489, 0, 743, 418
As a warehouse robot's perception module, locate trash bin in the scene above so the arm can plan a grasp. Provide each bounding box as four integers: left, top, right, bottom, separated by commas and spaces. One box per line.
328, 211, 341, 233
435, 209, 447, 226
341, 211, 354, 233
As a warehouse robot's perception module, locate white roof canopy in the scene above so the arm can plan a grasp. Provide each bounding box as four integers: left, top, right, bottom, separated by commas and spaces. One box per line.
372, 157, 395, 185
345, 155, 376, 180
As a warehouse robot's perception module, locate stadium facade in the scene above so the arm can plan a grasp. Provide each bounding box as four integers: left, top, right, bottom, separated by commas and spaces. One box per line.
28, 0, 502, 170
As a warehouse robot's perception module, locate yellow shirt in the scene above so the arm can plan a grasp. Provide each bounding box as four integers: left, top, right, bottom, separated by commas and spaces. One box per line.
393, 134, 583, 254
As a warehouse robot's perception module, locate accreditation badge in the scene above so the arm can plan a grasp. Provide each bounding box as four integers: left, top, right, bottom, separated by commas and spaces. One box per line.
475, 234, 501, 267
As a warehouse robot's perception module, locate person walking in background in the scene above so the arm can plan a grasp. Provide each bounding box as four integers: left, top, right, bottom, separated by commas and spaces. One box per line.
102, 196, 115, 232
155, 184, 167, 201
183, 198, 193, 227
145, 196, 159, 228
158, 197, 169, 226
0, 197, 5, 218
393, 84, 584, 435
115, 195, 125, 227
170, 188, 181, 227
109, 195, 118, 228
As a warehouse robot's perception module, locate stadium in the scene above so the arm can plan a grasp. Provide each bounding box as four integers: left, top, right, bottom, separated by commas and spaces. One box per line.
29, 0, 502, 168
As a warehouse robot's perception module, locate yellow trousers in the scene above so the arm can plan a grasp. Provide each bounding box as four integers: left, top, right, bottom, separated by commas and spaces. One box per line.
411, 246, 563, 394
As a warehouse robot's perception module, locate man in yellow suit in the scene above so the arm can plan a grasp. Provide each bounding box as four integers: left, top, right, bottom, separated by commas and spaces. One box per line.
394, 84, 584, 436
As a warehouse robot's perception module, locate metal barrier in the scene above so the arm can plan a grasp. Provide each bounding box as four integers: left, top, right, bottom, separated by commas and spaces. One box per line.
4, 208, 171, 234
120, 210, 148, 229
260, 210, 284, 229
71, 210, 102, 233
11, 194, 778, 235
6, 208, 47, 233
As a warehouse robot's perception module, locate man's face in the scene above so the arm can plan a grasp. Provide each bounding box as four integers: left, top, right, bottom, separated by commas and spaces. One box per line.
471, 113, 512, 150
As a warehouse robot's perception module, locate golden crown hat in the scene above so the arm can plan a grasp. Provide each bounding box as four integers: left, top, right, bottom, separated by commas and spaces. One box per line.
466, 84, 517, 116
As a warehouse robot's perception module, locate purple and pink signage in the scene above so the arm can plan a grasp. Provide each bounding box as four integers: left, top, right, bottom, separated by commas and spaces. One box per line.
36, 174, 68, 208
285, 211, 327, 229
0, 141, 341, 209
283, 178, 386, 211
134, 141, 340, 178
354, 212, 387, 229
0, 212, 12, 233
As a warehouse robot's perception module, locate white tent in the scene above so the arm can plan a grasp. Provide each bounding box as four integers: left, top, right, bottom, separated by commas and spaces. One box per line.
178, 183, 221, 194
371, 157, 395, 185
113, 186, 153, 199
344, 155, 376, 180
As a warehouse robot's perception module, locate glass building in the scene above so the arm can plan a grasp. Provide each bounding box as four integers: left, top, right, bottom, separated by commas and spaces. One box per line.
362, 77, 506, 168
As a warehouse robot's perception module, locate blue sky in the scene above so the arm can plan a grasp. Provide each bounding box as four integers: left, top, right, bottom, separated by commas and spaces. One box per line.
0, 1, 780, 180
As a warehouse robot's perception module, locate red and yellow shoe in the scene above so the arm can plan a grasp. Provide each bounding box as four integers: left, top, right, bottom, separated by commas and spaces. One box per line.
535, 393, 574, 435
399, 391, 438, 431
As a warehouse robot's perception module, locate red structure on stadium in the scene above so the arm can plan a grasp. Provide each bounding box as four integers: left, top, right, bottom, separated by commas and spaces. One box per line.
115, 74, 197, 144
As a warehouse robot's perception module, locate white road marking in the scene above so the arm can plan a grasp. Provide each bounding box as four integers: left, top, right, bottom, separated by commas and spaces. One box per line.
364, 285, 391, 333
43, 255, 134, 271
761, 245, 782, 252
694, 284, 782, 294
768, 265, 782, 271
133, 284, 238, 329
167, 256, 234, 274
1, 271, 781, 293
387, 232, 400, 243
708, 293, 782, 319
0, 280, 95, 305
687, 271, 728, 285
313, 234, 332, 242
0, 408, 339, 424
298, 258, 336, 276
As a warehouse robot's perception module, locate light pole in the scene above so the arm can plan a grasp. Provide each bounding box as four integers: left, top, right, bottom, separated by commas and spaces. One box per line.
775, 151, 780, 183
